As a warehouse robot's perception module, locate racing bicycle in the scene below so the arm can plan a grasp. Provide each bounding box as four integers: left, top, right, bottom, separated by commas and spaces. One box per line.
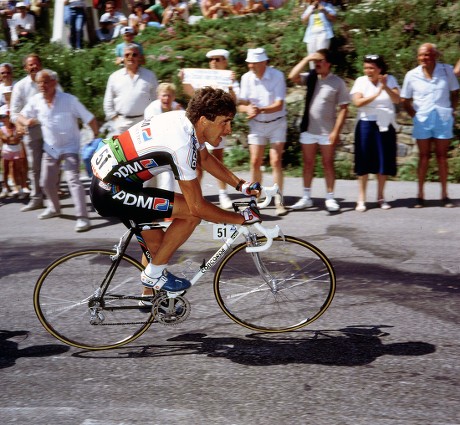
33, 185, 336, 350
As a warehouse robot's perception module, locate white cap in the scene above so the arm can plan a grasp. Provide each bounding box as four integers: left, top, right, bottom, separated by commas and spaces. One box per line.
16, 2, 26, 7
245, 47, 269, 63
206, 49, 230, 60
121, 26, 135, 35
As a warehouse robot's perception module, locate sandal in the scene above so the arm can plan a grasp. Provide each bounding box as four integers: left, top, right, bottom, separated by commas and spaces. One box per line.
442, 197, 454, 208
414, 198, 424, 208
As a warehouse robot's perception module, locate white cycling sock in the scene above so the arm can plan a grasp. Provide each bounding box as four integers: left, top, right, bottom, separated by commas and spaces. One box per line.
144, 263, 167, 278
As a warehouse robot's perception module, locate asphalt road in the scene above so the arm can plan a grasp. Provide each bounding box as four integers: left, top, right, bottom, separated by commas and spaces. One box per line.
0, 173, 459, 425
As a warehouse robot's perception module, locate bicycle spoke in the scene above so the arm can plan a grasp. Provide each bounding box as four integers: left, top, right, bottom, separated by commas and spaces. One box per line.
214, 236, 336, 332
34, 250, 153, 350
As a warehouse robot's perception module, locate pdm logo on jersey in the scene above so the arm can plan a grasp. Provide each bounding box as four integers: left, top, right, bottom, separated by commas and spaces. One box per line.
112, 190, 170, 211
141, 127, 152, 143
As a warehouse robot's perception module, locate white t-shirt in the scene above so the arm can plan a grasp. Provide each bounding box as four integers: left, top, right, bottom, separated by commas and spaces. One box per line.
350, 75, 400, 121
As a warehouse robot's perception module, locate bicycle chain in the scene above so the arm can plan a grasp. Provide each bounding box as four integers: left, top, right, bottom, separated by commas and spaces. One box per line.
93, 320, 153, 326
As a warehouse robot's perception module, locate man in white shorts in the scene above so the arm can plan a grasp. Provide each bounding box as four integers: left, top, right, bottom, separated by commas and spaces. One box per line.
288, 49, 349, 212
181, 48, 240, 209
238, 47, 288, 216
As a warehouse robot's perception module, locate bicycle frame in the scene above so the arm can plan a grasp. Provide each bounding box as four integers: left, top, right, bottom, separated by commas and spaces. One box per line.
109, 219, 282, 294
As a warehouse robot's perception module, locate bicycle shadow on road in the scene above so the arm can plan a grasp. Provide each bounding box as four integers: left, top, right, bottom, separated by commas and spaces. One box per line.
72, 325, 435, 367
0, 329, 70, 369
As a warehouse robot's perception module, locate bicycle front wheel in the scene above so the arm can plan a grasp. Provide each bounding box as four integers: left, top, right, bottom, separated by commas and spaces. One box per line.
34, 249, 154, 350
214, 236, 336, 332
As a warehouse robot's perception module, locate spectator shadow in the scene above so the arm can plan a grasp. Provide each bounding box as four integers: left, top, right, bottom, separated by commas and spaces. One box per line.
72, 325, 435, 367
0, 329, 70, 369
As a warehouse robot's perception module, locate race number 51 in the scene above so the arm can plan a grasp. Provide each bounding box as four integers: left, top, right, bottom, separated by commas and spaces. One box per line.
213, 224, 238, 240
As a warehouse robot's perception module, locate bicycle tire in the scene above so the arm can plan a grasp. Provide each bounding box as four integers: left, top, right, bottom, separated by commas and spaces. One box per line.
33, 249, 154, 350
213, 236, 336, 332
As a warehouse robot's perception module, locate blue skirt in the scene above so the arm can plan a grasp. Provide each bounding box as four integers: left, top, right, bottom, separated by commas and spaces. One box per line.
354, 120, 397, 176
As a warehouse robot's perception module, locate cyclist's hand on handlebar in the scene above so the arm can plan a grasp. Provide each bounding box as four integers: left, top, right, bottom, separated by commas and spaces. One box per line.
240, 203, 261, 225
240, 181, 261, 196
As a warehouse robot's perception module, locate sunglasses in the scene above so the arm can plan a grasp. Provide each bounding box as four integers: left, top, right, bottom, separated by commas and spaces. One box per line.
364, 54, 380, 60
124, 53, 139, 58
208, 57, 223, 62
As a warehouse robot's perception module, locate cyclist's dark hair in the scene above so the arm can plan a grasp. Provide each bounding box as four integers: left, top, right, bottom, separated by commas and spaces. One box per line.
186, 86, 236, 125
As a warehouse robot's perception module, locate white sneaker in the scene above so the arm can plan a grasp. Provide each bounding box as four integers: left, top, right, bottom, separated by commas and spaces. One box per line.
0, 188, 9, 199
38, 208, 60, 219
325, 198, 340, 212
290, 197, 313, 210
17, 189, 27, 200
21, 200, 44, 212
355, 202, 367, 212
75, 218, 91, 232
219, 193, 233, 210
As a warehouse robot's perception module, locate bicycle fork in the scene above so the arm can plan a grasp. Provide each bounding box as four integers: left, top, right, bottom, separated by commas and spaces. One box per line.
246, 233, 282, 293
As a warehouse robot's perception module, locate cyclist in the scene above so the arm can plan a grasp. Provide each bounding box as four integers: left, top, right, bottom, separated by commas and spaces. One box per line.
90, 87, 261, 293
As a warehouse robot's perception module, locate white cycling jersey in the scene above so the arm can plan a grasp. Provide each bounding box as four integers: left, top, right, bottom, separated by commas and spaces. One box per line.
91, 111, 204, 185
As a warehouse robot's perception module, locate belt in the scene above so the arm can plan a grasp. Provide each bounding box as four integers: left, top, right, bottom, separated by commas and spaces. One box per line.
120, 114, 144, 119
253, 115, 285, 124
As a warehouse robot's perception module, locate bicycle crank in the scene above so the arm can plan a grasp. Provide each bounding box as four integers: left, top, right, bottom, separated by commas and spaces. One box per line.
151, 293, 190, 326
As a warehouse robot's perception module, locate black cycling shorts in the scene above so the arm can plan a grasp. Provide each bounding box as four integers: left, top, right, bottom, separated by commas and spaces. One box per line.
90, 176, 175, 225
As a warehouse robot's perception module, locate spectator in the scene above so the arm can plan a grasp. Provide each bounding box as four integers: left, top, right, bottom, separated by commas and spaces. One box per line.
0, 105, 27, 199
288, 49, 349, 213
238, 47, 287, 216
143, 83, 184, 193
144, 82, 183, 118
237, 0, 268, 14
16, 69, 99, 232
99, 0, 127, 39
10, 2, 35, 46
401, 43, 459, 208
10, 53, 44, 212
64, 0, 86, 50
301, 0, 336, 69
350, 54, 400, 212
30, 0, 50, 34
181, 48, 239, 209
114, 26, 144, 66
145, 0, 168, 27
201, 0, 235, 19
162, 0, 189, 26
128, 2, 149, 34
104, 43, 158, 135
0, 63, 29, 199
0, 62, 14, 104
96, 14, 115, 42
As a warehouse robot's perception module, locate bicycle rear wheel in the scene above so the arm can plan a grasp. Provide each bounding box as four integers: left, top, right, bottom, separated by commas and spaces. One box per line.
214, 236, 336, 332
34, 249, 154, 350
